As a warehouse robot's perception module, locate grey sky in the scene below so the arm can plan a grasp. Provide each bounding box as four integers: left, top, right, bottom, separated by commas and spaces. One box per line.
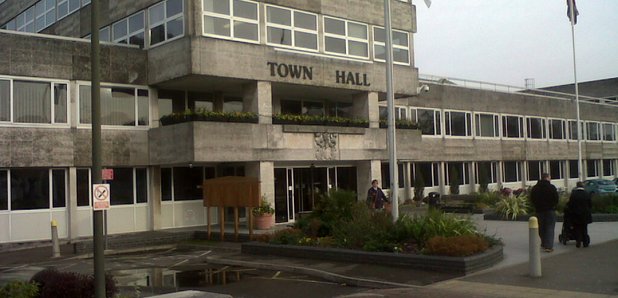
414, 0, 618, 88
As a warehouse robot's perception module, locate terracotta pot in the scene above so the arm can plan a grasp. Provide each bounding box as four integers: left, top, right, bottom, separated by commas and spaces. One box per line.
254, 213, 274, 230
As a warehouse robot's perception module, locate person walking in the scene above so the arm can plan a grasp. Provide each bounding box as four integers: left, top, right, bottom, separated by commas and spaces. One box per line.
530, 173, 559, 252
566, 181, 592, 248
367, 179, 388, 210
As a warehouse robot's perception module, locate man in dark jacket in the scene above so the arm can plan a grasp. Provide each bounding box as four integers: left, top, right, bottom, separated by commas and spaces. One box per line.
367, 179, 388, 210
566, 181, 592, 248
530, 173, 559, 252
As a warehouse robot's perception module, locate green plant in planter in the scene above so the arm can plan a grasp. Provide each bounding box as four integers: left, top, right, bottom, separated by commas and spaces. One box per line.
253, 199, 274, 216
495, 193, 529, 220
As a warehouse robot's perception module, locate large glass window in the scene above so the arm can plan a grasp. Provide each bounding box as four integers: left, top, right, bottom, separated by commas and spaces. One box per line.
10, 169, 50, 210
586, 122, 601, 141
79, 85, 149, 127
568, 120, 583, 140
476, 162, 498, 184
112, 11, 145, 48
446, 162, 470, 185
549, 160, 564, 180
13, 80, 67, 124
161, 168, 172, 202
587, 160, 599, 178
0, 79, 9, 122
280, 99, 325, 116
150, 0, 185, 46
109, 168, 134, 205
412, 108, 441, 136
135, 168, 148, 204
76, 169, 90, 207
603, 159, 615, 177
549, 119, 566, 140
475, 113, 499, 138
444, 111, 471, 137
373, 27, 410, 65
266, 5, 318, 51
173, 167, 203, 201
203, 0, 259, 42
526, 117, 546, 139
569, 160, 579, 179
414, 162, 440, 187
0, 170, 7, 210
502, 115, 524, 138
35, 0, 56, 32
527, 161, 545, 181
602, 123, 616, 141
51, 169, 66, 208
503, 161, 521, 183
324, 17, 368, 58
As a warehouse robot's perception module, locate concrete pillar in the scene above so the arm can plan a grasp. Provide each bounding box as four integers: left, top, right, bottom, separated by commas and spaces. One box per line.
353, 91, 379, 128
497, 161, 504, 189
356, 160, 382, 202
469, 162, 477, 193
245, 161, 275, 205
213, 92, 224, 112
150, 88, 160, 128
403, 162, 411, 201
243, 81, 272, 124
149, 166, 162, 231
68, 167, 78, 240
438, 162, 446, 195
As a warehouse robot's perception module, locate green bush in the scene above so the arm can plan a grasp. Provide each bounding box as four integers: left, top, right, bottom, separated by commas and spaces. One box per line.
0, 281, 39, 298
331, 203, 398, 252
591, 194, 618, 214
269, 228, 304, 245
30, 268, 117, 298
475, 191, 501, 209
495, 194, 529, 220
393, 210, 478, 249
424, 235, 489, 257
296, 189, 358, 237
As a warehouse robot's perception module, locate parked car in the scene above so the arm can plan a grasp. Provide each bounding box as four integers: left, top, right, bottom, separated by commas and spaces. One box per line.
584, 179, 617, 195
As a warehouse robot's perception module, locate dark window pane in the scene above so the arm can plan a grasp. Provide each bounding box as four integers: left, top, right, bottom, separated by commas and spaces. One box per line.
161, 168, 172, 201
603, 160, 614, 176
77, 169, 90, 207
528, 161, 541, 181
504, 161, 519, 182
167, 17, 184, 39
173, 167, 203, 201
14, 81, 51, 123
54, 84, 68, 123
587, 160, 598, 177
151, 24, 165, 45
0, 80, 9, 121
137, 89, 149, 125
11, 169, 50, 210
380, 163, 390, 189
136, 168, 148, 203
336, 167, 357, 192
110, 168, 134, 205
281, 100, 302, 115
550, 161, 562, 180
569, 160, 579, 179
418, 109, 436, 135
52, 170, 66, 208
0, 170, 7, 210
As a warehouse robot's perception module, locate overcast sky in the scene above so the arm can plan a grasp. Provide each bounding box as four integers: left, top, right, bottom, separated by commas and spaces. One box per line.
414, 0, 618, 88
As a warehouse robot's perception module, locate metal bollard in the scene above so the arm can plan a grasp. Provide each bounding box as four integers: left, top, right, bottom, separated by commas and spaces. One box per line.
529, 216, 541, 277
51, 219, 60, 258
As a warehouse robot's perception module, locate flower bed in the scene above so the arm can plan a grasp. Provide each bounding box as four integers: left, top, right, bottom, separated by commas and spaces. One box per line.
160, 110, 258, 126
272, 114, 369, 128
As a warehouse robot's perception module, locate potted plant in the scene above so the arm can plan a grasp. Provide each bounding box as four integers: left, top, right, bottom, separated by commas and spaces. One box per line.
253, 198, 275, 230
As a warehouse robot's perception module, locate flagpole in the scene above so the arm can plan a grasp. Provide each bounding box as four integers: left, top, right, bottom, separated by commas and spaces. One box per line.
384, 0, 398, 221
568, 0, 583, 181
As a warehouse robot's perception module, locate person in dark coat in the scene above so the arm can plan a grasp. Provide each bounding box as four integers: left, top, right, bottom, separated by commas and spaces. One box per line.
530, 173, 559, 252
566, 181, 592, 248
367, 179, 388, 210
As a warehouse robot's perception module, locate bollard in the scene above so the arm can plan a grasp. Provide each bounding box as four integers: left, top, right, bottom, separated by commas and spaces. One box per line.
51, 219, 60, 258
529, 216, 541, 277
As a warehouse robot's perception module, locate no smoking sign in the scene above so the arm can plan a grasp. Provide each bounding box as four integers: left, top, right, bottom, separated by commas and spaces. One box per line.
92, 184, 111, 210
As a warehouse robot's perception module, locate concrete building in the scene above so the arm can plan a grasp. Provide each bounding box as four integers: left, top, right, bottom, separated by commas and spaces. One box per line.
0, 0, 616, 243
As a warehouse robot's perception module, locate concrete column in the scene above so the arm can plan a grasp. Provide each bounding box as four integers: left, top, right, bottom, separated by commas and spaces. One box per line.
353, 91, 379, 128
438, 162, 446, 195
68, 167, 78, 240
497, 161, 504, 189
469, 162, 477, 193
213, 92, 224, 112
356, 160, 382, 202
245, 161, 275, 205
403, 162, 411, 201
521, 161, 527, 189
563, 160, 570, 189
150, 88, 160, 128
243, 81, 272, 124
149, 166, 162, 231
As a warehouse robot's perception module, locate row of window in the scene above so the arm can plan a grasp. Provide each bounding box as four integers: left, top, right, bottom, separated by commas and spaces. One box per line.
1, 0, 90, 33
0, 77, 149, 127
382, 159, 617, 189
383, 106, 618, 142
202, 0, 411, 64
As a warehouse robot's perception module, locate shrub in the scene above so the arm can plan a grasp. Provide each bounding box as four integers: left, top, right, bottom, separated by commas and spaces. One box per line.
296, 190, 358, 237
331, 203, 397, 251
475, 191, 501, 209
495, 194, 529, 220
269, 228, 304, 245
30, 268, 117, 298
0, 280, 39, 298
591, 194, 618, 214
424, 235, 489, 257
394, 210, 477, 249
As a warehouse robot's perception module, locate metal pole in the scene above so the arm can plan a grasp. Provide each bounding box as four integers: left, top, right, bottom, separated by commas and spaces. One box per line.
569, 0, 583, 181
91, 0, 105, 297
384, 0, 398, 221
528, 216, 542, 277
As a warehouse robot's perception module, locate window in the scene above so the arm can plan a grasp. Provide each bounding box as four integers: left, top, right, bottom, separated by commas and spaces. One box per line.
79, 85, 149, 127
395, 106, 408, 120
57, 0, 69, 19
150, 0, 185, 46
549, 160, 564, 180
380, 163, 404, 189
16, 6, 35, 32
475, 113, 499, 138
503, 161, 521, 183
223, 97, 243, 113
446, 162, 470, 185
568, 120, 583, 140
527, 161, 545, 181
203, 0, 258, 42
373, 27, 410, 65
0, 170, 7, 210
35, 0, 56, 32
281, 99, 325, 116
12, 80, 68, 124
112, 11, 145, 47
324, 16, 369, 58
412, 108, 441, 136
476, 162, 498, 184
173, 167, 204, 201
587, 160, 599, 178
414, 162, 440, 187
603, 160, 615, 177
328, 102, 353, 118
502, 115, 524, 138
161, 168, 172, 201
569, 160, 579, 179
51, 169, 66, 208
0, 80, 9, 122
549, 119, 566, 140
526, 117, 546, 139
76, 169, 90, 207
266, 5, 318, 51
109, 168, 134, 205
445, 111, 472, 137
602, 123, 616, 141
586, 122, 601, 141
135, 168, 148, 204
9, 169, 67, 210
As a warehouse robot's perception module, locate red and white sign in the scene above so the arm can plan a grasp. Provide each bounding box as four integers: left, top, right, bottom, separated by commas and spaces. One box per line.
93, 184, 111, 210
102, 169, 114, 181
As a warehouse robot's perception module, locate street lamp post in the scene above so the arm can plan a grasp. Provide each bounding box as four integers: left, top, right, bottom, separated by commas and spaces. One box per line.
384, 0, 399, 221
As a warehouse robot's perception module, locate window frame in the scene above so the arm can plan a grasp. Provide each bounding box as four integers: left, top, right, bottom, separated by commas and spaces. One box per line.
202, 0, 260, 44
323, 15, 369, 59
567, 119, 584, 141
149, 0, 186, 47
475, 161, 498, 184
112, 11, 145, 48
525, 116, 547, 140
474, 112, 500, 139
411, 107, 442, 137
585, 121, 601, 142
548, 118, 567, 141
501, 114, 524, 139
601, 122, 616, 142
6, 168, 67, 212
444, 110, 472, 138
502, 161, 521, 183
77, 82, 150, 129
372, 25, 410, 65
265, 4, 318, 52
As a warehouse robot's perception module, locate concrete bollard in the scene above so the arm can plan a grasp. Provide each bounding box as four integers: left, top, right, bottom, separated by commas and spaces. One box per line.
529, 216, 541, 277
51, 219, 60, 258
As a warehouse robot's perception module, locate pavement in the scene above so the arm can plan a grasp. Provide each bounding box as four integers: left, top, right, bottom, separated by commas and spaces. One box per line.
1, 215, 618, 298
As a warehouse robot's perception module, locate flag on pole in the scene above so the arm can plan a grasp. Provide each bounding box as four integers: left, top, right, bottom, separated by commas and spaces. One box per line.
567, 0, 578, 24
424, 0, 432, 8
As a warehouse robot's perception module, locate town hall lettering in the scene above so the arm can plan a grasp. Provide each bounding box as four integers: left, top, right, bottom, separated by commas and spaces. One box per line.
267, 62, 313, 80
335, 70, 370, 86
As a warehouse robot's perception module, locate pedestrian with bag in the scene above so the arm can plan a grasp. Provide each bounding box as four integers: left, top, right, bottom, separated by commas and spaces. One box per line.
367, 179, 389, 211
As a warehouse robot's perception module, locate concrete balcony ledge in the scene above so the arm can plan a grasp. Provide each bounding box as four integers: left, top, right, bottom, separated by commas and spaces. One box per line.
241, 242, 503, 275
281, 124, 367, 135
